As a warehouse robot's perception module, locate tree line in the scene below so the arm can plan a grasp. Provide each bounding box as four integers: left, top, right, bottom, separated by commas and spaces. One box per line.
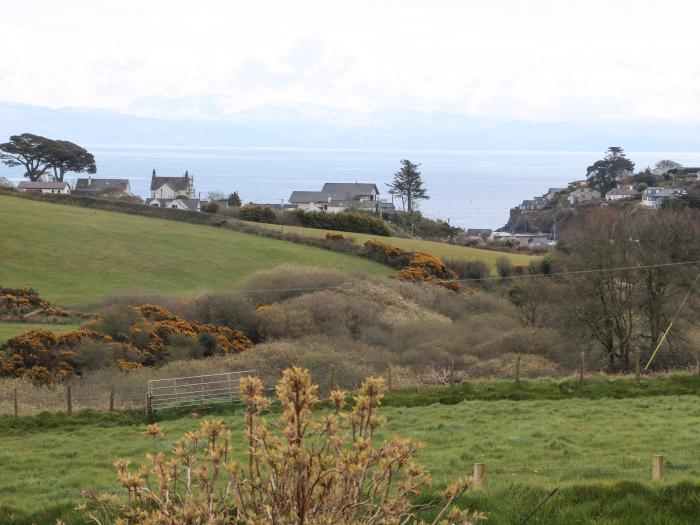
507, 205, 700, 372
0, 133, 96, 182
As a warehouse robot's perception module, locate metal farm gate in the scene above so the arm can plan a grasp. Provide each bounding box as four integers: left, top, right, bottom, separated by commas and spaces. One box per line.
146, 370, 256, 413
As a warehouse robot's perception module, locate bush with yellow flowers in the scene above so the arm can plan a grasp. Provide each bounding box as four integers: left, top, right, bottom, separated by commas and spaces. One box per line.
0, 328, 112, 384
82, 367, 485, 525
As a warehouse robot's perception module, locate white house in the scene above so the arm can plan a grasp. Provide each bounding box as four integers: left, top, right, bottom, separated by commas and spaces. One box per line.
641, 187, 685, 208
288, 182, 383, 213
73, 177, 132, 197
17, 181, 70, 194
569, 188, 601, 205
145, 170, 198, 209
605, 186, 639, 201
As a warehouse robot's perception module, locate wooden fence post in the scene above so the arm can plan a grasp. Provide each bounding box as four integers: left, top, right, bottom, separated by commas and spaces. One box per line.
652, 455, 665, 481
109, 384, 115, 412
13, 387, 18, 417
145, 393, 152, 417
66, 384, 72, 416
515, 354, 521, 385
635, 348, 641, 383
473, 463, 486, 488
579, 352, 585, 387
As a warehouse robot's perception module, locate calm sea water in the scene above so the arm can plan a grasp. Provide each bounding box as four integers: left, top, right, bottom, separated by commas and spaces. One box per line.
4, 147, 700, 228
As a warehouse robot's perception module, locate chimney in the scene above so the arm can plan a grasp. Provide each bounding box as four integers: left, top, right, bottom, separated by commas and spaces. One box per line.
152, 169, 156, 178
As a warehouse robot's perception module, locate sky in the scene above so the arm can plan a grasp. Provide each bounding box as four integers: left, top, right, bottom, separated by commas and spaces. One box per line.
2, 0, 700, 121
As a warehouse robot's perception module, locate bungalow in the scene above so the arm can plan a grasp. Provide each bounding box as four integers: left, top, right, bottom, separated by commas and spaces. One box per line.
17, 181, 70, 194
605, 186, 639, 201
73, 177, 132, 197
147, 197, 201, 211
466, 228, 492, 240
569, 188, 601, 206
641, 187, 685, 208
288, 182, 383, 213
145, 170, 198, 210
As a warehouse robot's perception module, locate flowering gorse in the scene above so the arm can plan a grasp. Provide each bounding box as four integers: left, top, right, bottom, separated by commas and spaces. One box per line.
82, 367, 484, 524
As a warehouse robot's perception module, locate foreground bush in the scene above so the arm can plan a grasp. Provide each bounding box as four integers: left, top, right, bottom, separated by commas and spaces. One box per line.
82, 367, 485, 525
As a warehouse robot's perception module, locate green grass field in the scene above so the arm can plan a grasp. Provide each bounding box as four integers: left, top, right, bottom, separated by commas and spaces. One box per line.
243, 221, 538, 268
0, 195, 392, 310
1, 394, 699, 524
0, 322, 81, 343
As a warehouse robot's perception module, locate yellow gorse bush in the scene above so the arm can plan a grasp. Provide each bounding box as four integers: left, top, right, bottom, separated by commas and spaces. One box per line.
82, 367, 485, 525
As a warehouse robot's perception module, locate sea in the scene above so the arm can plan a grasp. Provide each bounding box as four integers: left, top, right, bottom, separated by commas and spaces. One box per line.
4, 147, 700, 229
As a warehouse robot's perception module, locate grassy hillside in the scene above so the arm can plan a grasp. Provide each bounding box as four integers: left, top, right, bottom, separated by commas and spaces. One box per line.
1, 395, 699, 524
243, 221, 538, 268
0, 195, 392, 309
0, 322, 81, 343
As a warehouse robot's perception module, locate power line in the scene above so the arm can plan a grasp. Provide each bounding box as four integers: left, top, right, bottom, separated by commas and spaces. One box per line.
11, 260, 700, 299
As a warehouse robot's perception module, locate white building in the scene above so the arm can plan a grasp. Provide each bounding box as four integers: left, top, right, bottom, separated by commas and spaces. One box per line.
17, 181, 71, 194
641, 187, 685, 208
288, 182, 384, 213
145, 170, 199, 210
605, 186, 639, 201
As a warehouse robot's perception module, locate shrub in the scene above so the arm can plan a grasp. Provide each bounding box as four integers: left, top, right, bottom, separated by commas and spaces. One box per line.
0, 329, 111, 383
472, 327, 565, 361
325, 231, 347, 240
496, 256, 513, 278
444, 259, 490, 281
236, 265, 360, 305
236, 205, 279, 224
287, 209, 391, 235
180, 291, 259, 340
201, 201, 219, 214
82, 368, 485, 525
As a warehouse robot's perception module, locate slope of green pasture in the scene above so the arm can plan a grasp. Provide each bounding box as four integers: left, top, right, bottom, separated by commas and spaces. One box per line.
243, 221, 538, 270
1, 396, 699, 524
0, 195, 392, 309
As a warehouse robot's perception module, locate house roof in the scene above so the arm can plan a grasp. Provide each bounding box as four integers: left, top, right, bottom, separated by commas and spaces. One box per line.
174, 198, 200, 211
467, 229, 492, 236
74, 178, 130, 192
643, 187, 685, 197
151, 175, 191, 192
146, 197, 200, 211
17, 181, 69, 189
607, 187, 638, 196
321, 182, 379, 196
289, 191, 330, 203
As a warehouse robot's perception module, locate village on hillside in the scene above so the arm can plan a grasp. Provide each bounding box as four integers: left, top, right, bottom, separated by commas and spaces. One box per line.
3, 142, 699, 251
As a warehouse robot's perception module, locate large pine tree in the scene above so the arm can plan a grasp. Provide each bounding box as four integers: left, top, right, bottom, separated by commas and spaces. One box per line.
387, 159, 429, 212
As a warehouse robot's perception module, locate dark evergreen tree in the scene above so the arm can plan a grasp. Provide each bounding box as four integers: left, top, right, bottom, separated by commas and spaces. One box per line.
586, 147, 635, 195
386, 159, 429, 213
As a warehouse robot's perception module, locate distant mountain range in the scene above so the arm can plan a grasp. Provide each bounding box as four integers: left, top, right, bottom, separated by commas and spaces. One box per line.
2, 101, 700, 151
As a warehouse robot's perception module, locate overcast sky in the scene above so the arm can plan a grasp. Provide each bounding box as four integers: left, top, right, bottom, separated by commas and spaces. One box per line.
2, 0, 699, 121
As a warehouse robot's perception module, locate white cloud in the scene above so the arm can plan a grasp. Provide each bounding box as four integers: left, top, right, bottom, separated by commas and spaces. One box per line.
1, 0, 699, 120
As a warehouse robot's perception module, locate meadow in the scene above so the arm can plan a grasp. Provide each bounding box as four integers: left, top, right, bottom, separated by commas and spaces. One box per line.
0, 195, 392, 310
1, 391, 699, 524
241, 220, 538, 269
0, 322, 81, 343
